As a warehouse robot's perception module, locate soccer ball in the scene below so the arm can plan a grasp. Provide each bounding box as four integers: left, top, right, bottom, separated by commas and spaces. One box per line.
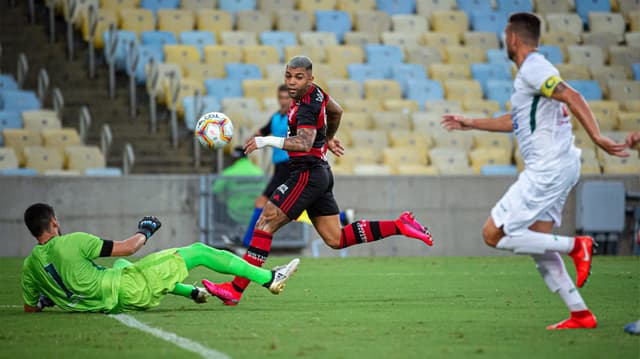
194, 112, 233, 150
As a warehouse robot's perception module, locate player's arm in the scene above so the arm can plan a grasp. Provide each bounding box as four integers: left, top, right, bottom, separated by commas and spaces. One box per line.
441, 113, 513, 132
548, 80, 628, 157
110, 216, 162, 256
325, 95, 342, 139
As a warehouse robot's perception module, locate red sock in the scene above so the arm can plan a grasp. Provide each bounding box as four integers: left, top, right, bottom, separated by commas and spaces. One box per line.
339, 220, 400, 248
232, 229, 272, 292
571, 309, 592, 318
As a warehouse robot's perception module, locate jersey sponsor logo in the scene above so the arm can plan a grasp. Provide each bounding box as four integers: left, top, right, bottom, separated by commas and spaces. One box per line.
277, 184, 288, 194
315, 90, 324, 103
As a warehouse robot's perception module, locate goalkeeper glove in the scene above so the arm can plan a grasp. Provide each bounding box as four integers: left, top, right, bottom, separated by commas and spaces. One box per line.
136, 216, 162, 242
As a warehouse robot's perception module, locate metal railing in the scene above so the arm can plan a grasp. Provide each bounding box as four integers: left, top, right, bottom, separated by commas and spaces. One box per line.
122, 143, 135, 175
78, 106, 91, 144
167, 72, 180, 148
146, 59, 160, 133
126, 41, 139, 118
100, 123, 113, 158
104, 24, 118, 98
48, 0, 56, 43
37, 68, 49, 107
87, 4, 98, 78
28, 0, 36, 24
193, 90, 205, 168
17, 53, 28, 89
0, 42, 3, 74
52, 87, 64, 119
64, 0, 77, 61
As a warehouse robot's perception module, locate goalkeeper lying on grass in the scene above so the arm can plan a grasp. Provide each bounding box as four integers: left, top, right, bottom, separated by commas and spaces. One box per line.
21, 203, 299, 313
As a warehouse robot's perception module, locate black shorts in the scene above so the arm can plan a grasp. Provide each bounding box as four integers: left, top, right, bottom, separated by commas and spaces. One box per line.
262, 162, 290, 197
269, 164, 340, 220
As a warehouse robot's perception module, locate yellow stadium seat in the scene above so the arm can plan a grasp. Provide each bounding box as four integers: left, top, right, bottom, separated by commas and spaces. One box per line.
164, 78, 205, 116
146, 63, 182, 104
462, 32, 499, 49
622, 100, 640, 113
364, 80, 402, 101
195, 9, 232, 36
473, 132, 513, 151
444, 79, 482, 102
609, 81, 640, 103
275, 10, 312, 33
431, 10, 468, 37
422, 32, 459, 59
82, 8, 118, 49
588, 100, 619, 132
349, 129, 388, 149
325, 45, 365, 78
589, 12, 626, 41
555, 64, 591, 80
343, 99, 383, 116
343, 31, 381, 46
590, 65, 628, 98
381, 31, 421, 48
444, 46, 485, 64
284, 45, 325, 64
541, 31, 580, 58
258, 0, 296, 20
65, 146, 106, 172
22, 110, 61, 134
579, 147, 601, 175
313, 63, 343, 89
462, 100, 500, 117
371, 111, 410, 131
242, 79, 279, 102
336, 148, 379, 167
264, 63, 286, 82
432, 131, 473, 150
327, 80, 362, 103
424, 100, 462, 114
340, 112, 372, 144
221, 31, 258, 46
601, 149, 640, 174
157, 9, 195, 37
573, 127, 595, 150
66, 0, 100, 30
337, 0, 376, 14
297, 0, 336, 17
181, 0, 217, 11
625, 32, 640, 47
469, 147, 512, 174
184, 63, 224, 80
119, 8, 155, 37
609, 46, 640, 77
429, 64, 470, 81
353, 164, 393, 175
546, 13, 583, 36
383, 99, 419, 113
221, 98, 262, 128
0, 147, 19, 170
617, 112, 640, 131
24, 146, 64, 174
568, 45, 605, 66
203, 45, 242, 67
243, 45, 280, 73
164, 45, 201, 71
101, 0, 139, 11
405, 46, 442, 69
391, 14, 429, 32
353, 10, 391, 35
429, 147, 470, 169
627, 9, 640, 30
388, 130, 433, 150
299, 31, 338, 48
582, 32, 619, 57
1, 129, 41, 166
395, 164, 439, 175
416, 0, 456, 17
236, 10, 273, 33
41, 128, 82, 156
411, 111, 446, 133
534, 0, 570, 14
383, 147, 428, 167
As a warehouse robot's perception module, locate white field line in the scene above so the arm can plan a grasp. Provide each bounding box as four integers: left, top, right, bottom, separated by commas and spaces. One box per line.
109, 314, 231, 359
0, 305, 22, 308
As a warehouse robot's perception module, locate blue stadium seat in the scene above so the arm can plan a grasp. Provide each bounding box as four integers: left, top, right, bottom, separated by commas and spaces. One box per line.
486, 80, 513, 109
391, 64, 428, 97
84, 167, 123, 176
347, 64, 386, 83
204, 79, 243, 99
141, 31, 178, 46
470, 11, 509, 36
480, 164, 518, 176
140, 0, 180, 15
131, 45, 164, 84
486, 49, 512, 65
0, 111, 22, 146
0, 75, 18, 91
0, 90, 40, 113
575, 0, 610, 25
633, 63, 640, 81
406, 80, 444, 110
260, 32, 297, 62
183, 95, 222, 129
180, 31, 216, 59
365, 44, 404, 77
567, 80, 603, 101
457, 0, 493, 15
315, 11, 352, 43
538, 45, 563, 64
103, 30, 139, 71
219, 0, 256, 14
224, 63, 262, 81
376, 0, 416, 15
470, 63, 512, 94
495, 0, 533, 13
0, 168, 38, 176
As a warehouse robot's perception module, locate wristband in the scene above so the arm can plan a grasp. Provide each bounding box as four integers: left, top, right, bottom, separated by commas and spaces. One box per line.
255, 136, 285, 149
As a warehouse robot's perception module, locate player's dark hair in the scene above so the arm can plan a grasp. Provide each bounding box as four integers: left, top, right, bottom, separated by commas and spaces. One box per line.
508, 12, 541, 46
277, 84, 288, 92
287, 56, 313, 71
24, 203, 56, 238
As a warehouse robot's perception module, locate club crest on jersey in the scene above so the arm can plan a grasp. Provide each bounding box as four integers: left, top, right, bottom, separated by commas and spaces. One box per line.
277, 184, 289, 194
315, 91, 324, 102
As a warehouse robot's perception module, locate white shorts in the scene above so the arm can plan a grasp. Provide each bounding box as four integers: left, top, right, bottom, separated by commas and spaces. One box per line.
491, 156, 580, 235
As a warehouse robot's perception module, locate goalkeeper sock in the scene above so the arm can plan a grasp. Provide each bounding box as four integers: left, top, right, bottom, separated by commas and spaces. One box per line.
339, 220, 400, 248
232, 229, 273, 292
243, 207, 263, 247
171, 283, 195, 298
177, 243, 272, 285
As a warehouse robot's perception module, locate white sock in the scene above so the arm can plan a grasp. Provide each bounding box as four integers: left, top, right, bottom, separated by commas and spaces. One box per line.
533, 252, 588, 312
496, 230, 575, 255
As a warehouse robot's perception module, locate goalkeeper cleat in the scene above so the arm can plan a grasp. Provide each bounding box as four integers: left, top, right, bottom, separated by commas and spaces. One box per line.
267, 258, 300, 295
569, 236, 594, 288
190, 287, 208, 304
395, 211, 433, 246
546, 310, 597, 330
202, 280, 241, 306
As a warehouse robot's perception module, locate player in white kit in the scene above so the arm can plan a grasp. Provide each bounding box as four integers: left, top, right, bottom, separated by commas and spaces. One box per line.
441, 12, 629, 330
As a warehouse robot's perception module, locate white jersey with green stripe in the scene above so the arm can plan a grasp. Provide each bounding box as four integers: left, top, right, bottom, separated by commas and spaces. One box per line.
510, 52, 580, 172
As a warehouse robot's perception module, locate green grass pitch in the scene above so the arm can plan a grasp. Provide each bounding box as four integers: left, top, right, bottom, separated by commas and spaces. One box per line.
0, 256, 638, 358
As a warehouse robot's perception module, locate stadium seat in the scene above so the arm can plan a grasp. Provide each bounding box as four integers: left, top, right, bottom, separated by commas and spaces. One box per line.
242, 45, 280, 74
469, 147, 512, 174
0, 75, 18, 91
309, 64, 341, 89
22, 110, 60, 135
264, 63, 286, 82
470, 11, 509, 36
617, 112, 640, 131
444, 79, 482, 102
608, 47, 640, 77
315, 10, 352, 43
634, 63, 640, 81
480, 164, 518, 176
204, 79, 243, 99
258, 0, 295, 18
0, 90, 40, 112
220, 31, 258, 46
340, 112, 372, 132
41, 128, 82, 154
141, 0, 180, 14
457, 0, 493, 14
445, 46, 486, 65
364, 44, 404, 77
195, 9, 233, 35
588, 100, 619, 132
582, 33, 619, 58
372, 112, 411, 132
103, 30, 138, 71
82, 8, 118, 49
486, 49, 511, 66
382, 147, 428, 167
364, 80, 402, 101
376, 0, 416, 15
391, 64, 428, 96
353, 10, 392, 35
336, 148, 379, 167
0, 147, 19, 170
349, 129, 389, 149
182, 95, 221, 129
221, 97, 261, 125
424, 100, 462, 114
337, 0, 376, 14
284, 45, 326, 64
342, 99, 383, 115
327, 80, 362, 102
130, 46, 163, 84
234, 11, 272, 33
406, 80, 444, 110
429, 64, 470, 81
157, 9, 195, 37
65, 146, 106, 172
388, 130, 432, 151
495, 0, 533, 12
630, 10, 640, 31
180, 0, 216, 10
179, 31, 216, 59
119, 8, 155, 37
411, 111, 446, 133
383, 99, 420, 112
1, 129, 40, 166
609, 81, 640, 104
224, 63, 262, 81
0, 112, 21, 146
533, 0, 569, 14
101, 0, 140, 11
24, 146, 64, 174
485, 80, 512, 109
433, 130, 473, 150
141, 31, 178, 46
164, 45, 200, 71
473, 131, 513, 151
381, 32, 421, 48
275, 10, 312, 33
184, 62, 221, 80
260, 32, 297, 62
0, 168, 38, 176
218, 0, 256, 14
590, 65, 628, 97
422, 32, 460, 57
588, 12, 626, 42
541, 32, 580, 58
416, 0, 456, 17
429, 147, 471, 171
343, 32, 381, 46
146, 63, 182, 104
242, 79, 279, 102
537, 45, 563, 64
567, 45, 605, 66
463, 32, 500, 49
65, 0, 100, 30
203, 45, 242, 75
405, 46, 443, 70
347, 64, 386, 83
391, 14, 429, 32
166, 78, 206, 116
555, 64, 591, 80
546, 13, 583, 36
431, 10, 468, 36
463, 99, 501, 116
575, 0, 610, 25
601, 151, 640, 174
299, 31, 339, 48
325, 45, 366, 78
471, 63, 512, 94
352, 164, 394, 175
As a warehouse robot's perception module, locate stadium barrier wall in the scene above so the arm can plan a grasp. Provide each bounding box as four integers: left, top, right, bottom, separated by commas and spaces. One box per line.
1, 175, 638, 257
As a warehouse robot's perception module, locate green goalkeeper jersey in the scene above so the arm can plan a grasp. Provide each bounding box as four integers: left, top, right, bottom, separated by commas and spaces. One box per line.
21, 232, 121, 312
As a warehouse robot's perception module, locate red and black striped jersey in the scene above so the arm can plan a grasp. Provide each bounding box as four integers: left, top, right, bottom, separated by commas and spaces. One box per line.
287, 84, 329, 169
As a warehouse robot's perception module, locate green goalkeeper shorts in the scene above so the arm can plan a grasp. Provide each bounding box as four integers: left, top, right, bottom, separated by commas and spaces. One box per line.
110, 248, 189, 313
